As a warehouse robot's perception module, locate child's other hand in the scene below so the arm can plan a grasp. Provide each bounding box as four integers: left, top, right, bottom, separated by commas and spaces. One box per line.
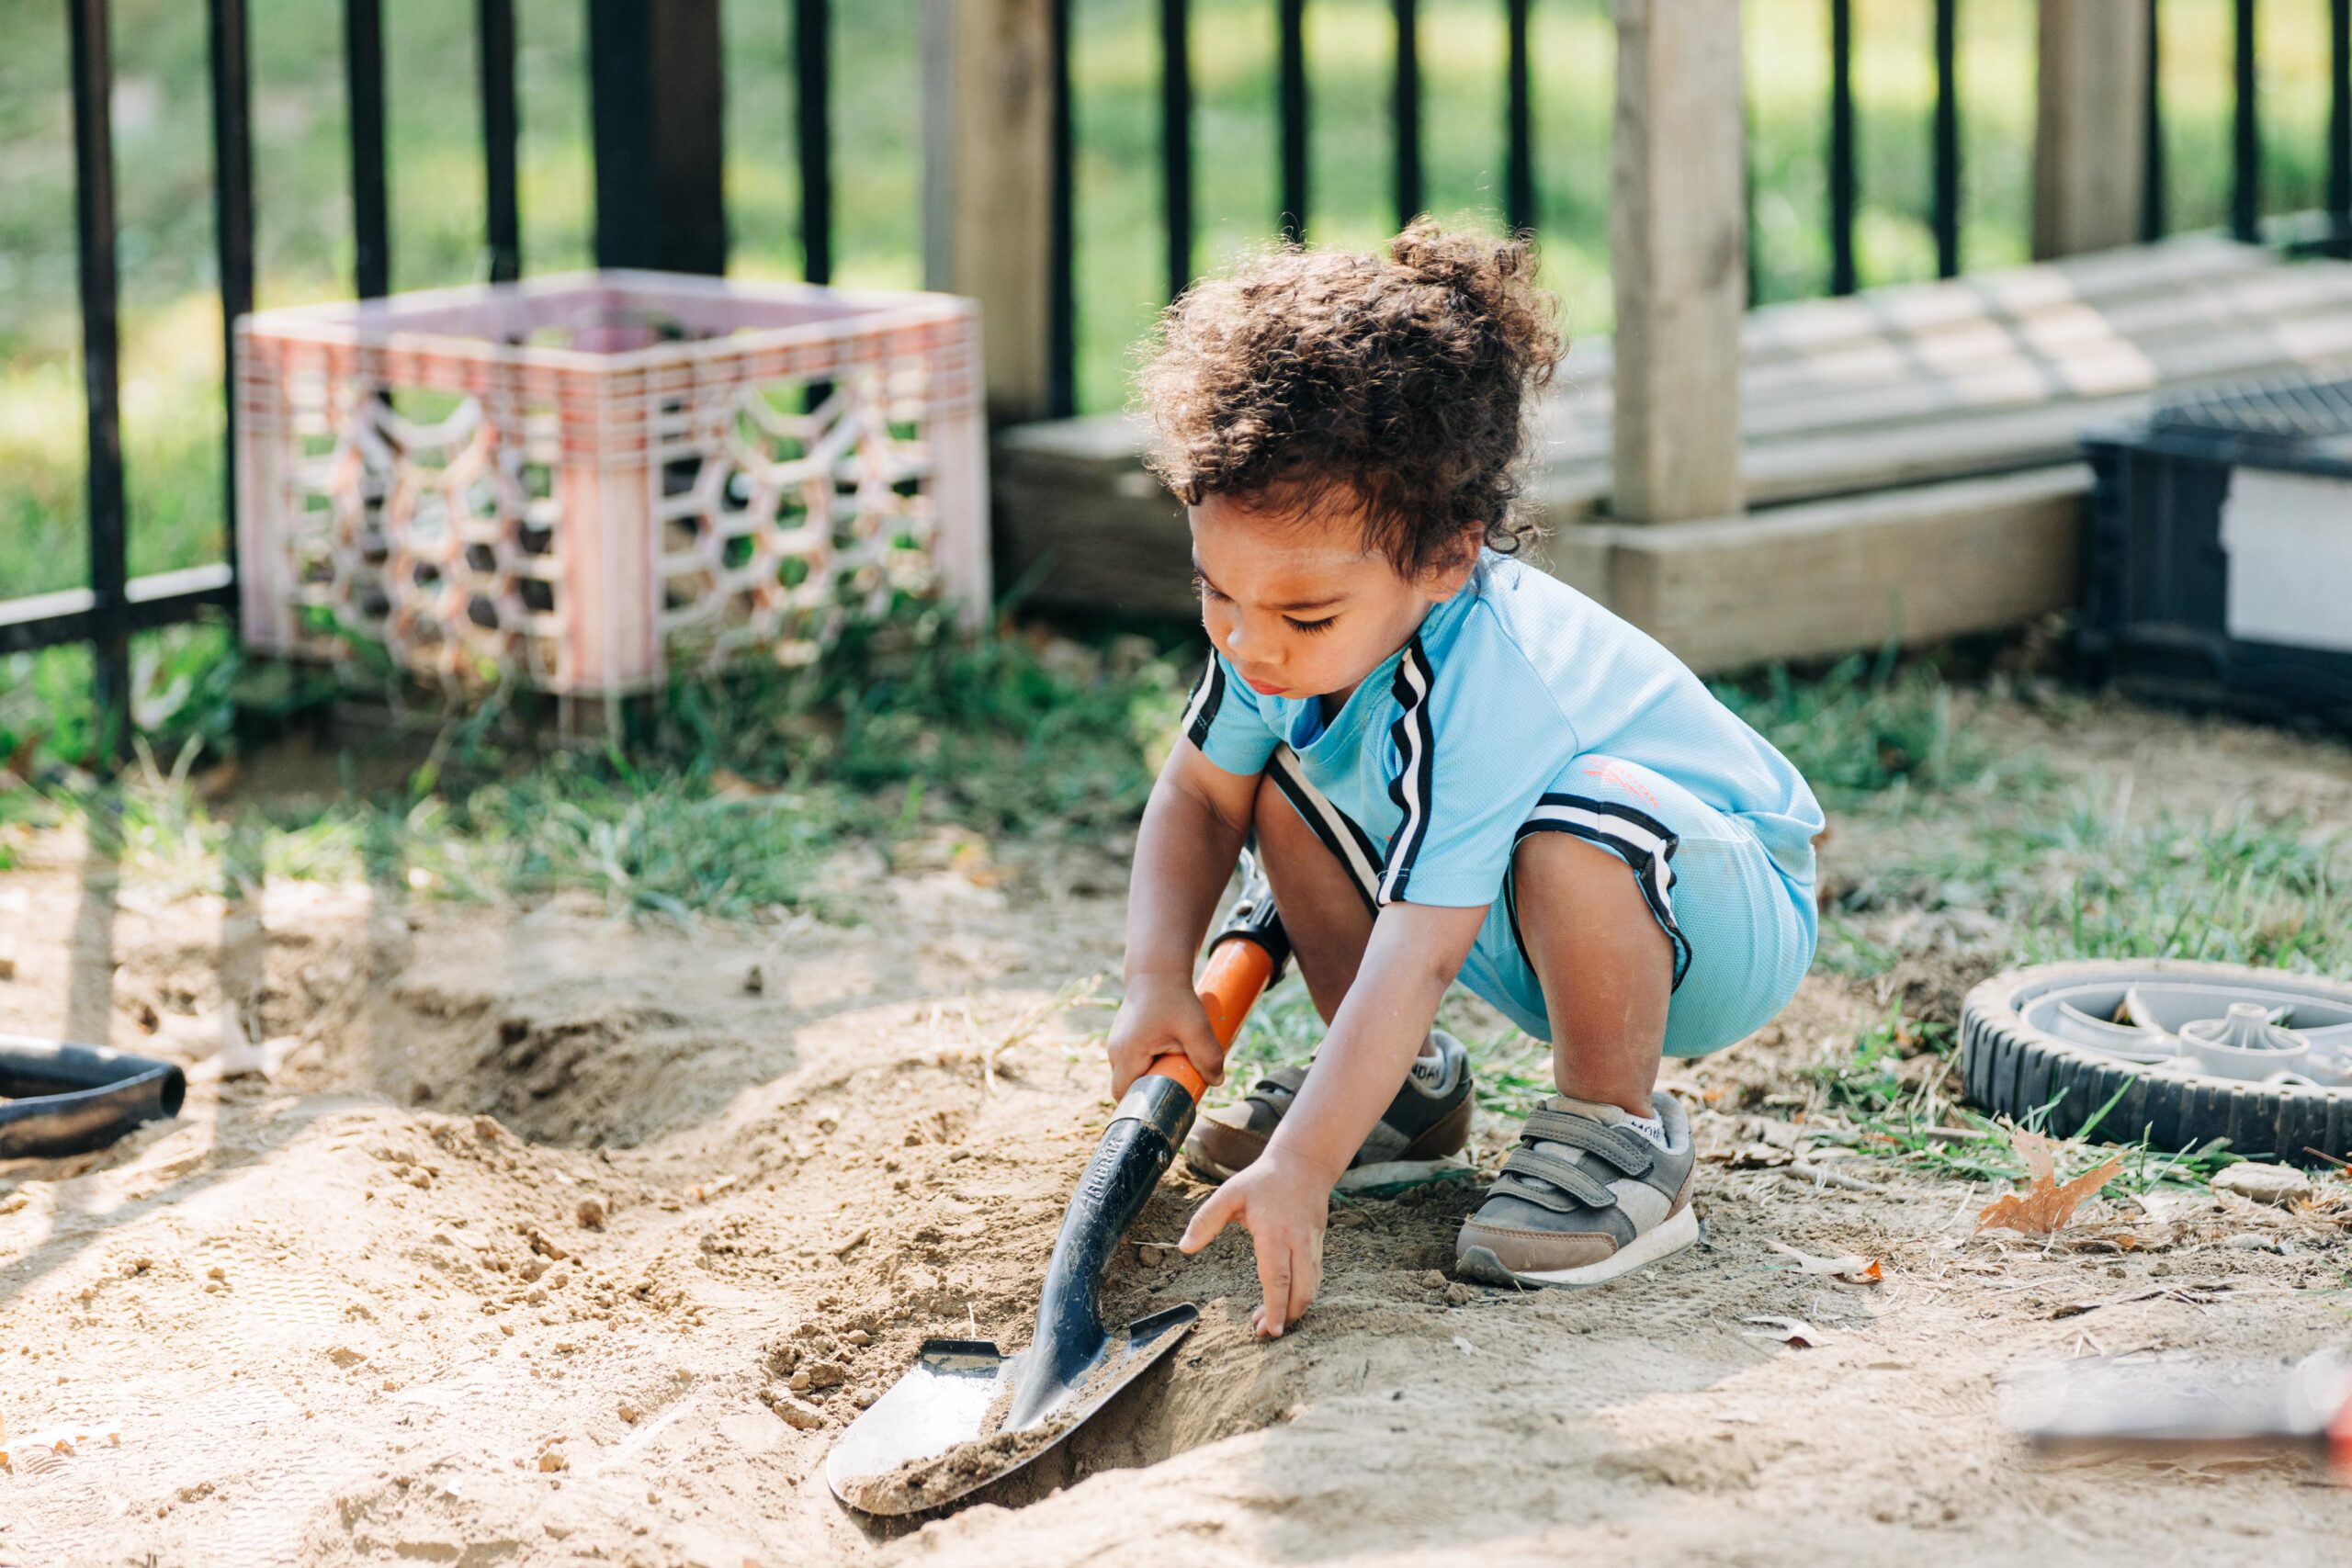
1177, 1151, 1328, 1337
1105, 974, 1226, 1097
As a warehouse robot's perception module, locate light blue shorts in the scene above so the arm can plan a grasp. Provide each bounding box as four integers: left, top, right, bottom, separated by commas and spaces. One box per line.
1271, 750, 1817, 1058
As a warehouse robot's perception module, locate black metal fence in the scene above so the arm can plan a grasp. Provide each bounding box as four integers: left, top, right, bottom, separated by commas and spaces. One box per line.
13, 0, 2352, 760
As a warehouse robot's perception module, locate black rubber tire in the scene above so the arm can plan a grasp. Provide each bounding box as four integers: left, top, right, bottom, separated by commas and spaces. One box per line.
1959, 959, 2352, 1168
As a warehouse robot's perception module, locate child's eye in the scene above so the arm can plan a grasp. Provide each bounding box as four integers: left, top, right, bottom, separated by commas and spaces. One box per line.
1284, 615, 1337, 636
1193, 572, 1227, 603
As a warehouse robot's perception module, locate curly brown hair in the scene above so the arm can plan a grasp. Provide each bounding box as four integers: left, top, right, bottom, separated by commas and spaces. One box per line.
1136, 219, 1563, 579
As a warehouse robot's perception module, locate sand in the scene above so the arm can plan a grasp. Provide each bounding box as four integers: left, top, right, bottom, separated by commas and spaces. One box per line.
3, 695, 2351, 1566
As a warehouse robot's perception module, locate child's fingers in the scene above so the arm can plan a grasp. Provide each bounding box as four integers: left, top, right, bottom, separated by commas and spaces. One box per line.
1176, 1013, 1226, 1087
1285, 1235, 1321, 1328
1177, 1184, 1238, 1255
1250, 1226, 1292, 1338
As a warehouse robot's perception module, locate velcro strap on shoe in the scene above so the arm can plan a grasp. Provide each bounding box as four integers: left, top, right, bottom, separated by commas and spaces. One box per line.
1246, 1063, 1308, 1111
1494, 1146, 1618, 1210
1520, 1110, 1653, 1175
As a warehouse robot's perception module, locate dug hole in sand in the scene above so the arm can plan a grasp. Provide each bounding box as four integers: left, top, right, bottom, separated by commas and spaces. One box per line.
5, 699, 2352, 1566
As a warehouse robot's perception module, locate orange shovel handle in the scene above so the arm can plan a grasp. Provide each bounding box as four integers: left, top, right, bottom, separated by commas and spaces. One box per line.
1143, 937, 1278, 1102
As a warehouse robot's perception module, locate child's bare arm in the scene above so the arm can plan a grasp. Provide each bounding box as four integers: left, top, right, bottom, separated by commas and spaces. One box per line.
1179, 899, 1486, 1336
1261, 900, 1486, 1179
1105, 739, 1261, 1095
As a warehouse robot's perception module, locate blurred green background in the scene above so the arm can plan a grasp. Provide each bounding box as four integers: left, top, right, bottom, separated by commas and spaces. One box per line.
0, 0, 2341, 605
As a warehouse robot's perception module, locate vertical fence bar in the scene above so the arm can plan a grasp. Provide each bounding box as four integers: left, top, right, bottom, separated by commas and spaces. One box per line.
2142, 0, 2165, 241
345, 0, 390, 298
2328, 0, 2350, 246
478, 0, 520, 283
1046, 0, 1075, 416
1745, 90, 1761, 306
2233, 0, 2259, 243
1932, 0, 1959, 276
209, 0, 253, 627
1504, 0, 1533, 233
1161, 0, 1193, 299
589, 0, 726, 274
68, 0, 130, 759
1828, 0, 1856, 295
1279, 0, 1308, 241
1394, 0, 1421, 224
796, 0, 832, 284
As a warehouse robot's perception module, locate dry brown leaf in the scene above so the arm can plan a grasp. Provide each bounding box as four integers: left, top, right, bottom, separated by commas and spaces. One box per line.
1767, 1240, 1883, 1283
1740, 1315, 1827, 1348
1975, 1132, 2125, 1236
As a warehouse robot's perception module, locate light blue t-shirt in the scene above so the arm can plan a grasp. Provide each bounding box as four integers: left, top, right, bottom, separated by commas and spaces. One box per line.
1182, 550, 1824, 909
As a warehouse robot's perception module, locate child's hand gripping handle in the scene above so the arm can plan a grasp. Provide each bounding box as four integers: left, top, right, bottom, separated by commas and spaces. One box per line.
1144, 938, 1277, 1100
1143, 857, 1290, 1103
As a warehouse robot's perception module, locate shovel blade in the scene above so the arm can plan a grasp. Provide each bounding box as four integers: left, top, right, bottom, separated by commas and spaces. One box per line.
825, 1304, 1196, 1515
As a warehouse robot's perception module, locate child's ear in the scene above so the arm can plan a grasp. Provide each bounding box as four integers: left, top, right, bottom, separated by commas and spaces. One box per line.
1419, 537, 1484, 602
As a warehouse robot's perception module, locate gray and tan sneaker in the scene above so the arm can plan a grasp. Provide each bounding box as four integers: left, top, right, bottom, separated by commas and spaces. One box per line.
1184, 1029, 1476, 1196
1454, 1090, 1699, 1288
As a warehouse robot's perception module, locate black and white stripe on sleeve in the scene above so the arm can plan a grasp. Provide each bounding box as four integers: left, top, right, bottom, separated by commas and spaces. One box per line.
1375, 638, 1437, 905
1181, 655, 1227, 750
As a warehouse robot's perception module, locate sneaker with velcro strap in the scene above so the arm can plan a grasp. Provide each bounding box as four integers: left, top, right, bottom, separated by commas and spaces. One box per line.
1183, 1029, 1476, 1196
1454, 1090, 1699, 1288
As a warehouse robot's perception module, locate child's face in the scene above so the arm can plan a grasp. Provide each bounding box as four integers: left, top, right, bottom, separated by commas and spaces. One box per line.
1189, 489, 1473, 703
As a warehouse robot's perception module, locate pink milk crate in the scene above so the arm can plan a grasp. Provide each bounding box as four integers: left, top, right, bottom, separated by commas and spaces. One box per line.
233, 271, 989, 696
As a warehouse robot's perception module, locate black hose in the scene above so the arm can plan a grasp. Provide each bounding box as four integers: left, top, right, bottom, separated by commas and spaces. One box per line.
0, 1034, 187, 1159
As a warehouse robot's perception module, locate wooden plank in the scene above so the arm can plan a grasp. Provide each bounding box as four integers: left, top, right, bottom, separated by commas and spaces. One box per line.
1608, 0, 1744, 522
1533, 295, 2352, 516
2033, 0, 2150, 258
1559, 232, 2272, 389
1535, 257, 2352, 463
1542, 467, 2089, 672
922, 0, 1056, 423
993, 434, 1192, 618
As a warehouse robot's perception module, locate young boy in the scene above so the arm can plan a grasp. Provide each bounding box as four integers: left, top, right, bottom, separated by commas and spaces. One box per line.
1105, 222, 1824, 1338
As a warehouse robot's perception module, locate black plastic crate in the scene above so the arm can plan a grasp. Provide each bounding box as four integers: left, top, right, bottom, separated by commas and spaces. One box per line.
2080, 367, 2352, 732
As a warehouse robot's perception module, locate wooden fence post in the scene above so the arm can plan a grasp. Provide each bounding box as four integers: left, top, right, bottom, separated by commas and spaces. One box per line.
1609, 0, 1746, 524
2032, 0, 2150, 259
922, 0, 1057, 425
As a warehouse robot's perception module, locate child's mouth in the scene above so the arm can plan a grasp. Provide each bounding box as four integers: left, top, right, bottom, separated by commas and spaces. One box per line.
1242, 673, 1286, 696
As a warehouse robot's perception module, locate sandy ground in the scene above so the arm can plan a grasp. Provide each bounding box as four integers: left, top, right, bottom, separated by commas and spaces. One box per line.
5, 694, 2352, 1567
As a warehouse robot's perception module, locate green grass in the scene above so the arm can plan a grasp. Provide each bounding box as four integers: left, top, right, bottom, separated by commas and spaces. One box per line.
1801, 1003, 2250, 1194
12, 604, 1191, 920
1710, 649, 2048, 804
1826, 784, 2352, 976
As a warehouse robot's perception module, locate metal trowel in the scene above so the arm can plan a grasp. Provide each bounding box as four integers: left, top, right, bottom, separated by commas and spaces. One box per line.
825, 870, 1289, 1515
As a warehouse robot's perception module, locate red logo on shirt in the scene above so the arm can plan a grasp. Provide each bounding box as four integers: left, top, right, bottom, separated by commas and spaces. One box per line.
1581, 761, 1662, 810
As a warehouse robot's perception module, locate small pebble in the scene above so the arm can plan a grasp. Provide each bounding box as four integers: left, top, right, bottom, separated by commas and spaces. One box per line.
844, 1329, 870, 1347
617, 1403, 640, 1424
1442, 1282, 1477, 1307
742, 963, 765, 995
771, 1395, 823, 1432
2213, 1163, 2312, 1208
576, 1198, 607, 1231
1420, 1269, 1448, 1291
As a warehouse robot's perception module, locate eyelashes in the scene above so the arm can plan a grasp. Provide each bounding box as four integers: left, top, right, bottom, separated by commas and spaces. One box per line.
1195, 574, 1336, 635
